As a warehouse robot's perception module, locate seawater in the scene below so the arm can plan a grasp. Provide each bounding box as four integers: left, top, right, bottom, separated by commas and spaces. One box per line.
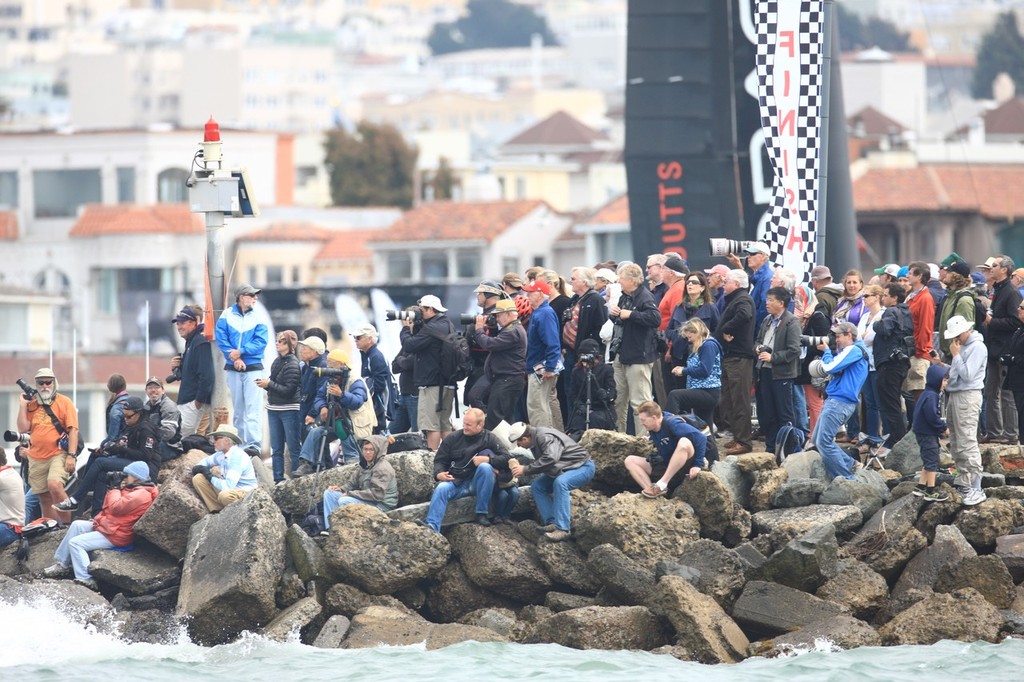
3, 598, 1024, 681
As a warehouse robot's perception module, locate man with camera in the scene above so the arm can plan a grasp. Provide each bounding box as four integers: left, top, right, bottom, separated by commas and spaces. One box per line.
16, 367, 78, 521
754, 287, 801, 453
565, 338, 616, 440
400, 295, 457, 451
464, 280, 506, 410
471, 298, 527, 430
191, 424, 258, 512
715, 270, 756, 455
422, 407, 511, 531
563, 267, 609, 405
610, 262, 661, 438
353, 324, 393, 435
872, 283, 915, 457
214, 284, 269, 450
142, 377, 183, 461
42, 460, 158, 590
56, 395, 160, 518
981, 256, 1022, 444
726, 242, 773, 328
812, 321, 870, 480
169, 305, 213, 438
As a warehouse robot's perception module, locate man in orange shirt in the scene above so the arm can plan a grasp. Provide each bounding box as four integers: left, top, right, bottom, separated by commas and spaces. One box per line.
904, 261, 936, 426
16, 368, 78, 521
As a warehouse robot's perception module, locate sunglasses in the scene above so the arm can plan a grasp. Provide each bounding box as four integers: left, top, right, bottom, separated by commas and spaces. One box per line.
687, 280, 702, 285
123, 410, 137, 418
36, 379, 53, 386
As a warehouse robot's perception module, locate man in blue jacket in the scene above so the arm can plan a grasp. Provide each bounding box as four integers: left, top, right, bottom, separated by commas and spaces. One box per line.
625, 400, 706, 498
297, 335, 329, 445
524, 278, 563, 428
813, 321, 869, 480
214, 284, 269, 450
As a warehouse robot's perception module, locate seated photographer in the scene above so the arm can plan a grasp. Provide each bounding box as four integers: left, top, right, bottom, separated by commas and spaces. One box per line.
0, 447, 25, 548
56, 396, 160, 517
142, 377, 183, 461
321, 435, 398, 530
43, 461, 158, 591
625, 401, 707, 499
565, 338, 616, 441
191, 424, 258, 512
294, 348, 376, 476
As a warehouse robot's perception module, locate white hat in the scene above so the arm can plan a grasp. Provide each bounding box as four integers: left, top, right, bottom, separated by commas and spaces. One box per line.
417, 294, 447, 312
944, 315, 974, 340
595, 267, 618, 283
352, 323, 378, 340
507, 422, 528, 443
743, 242, 770, 256
928, 263, 940, 280
297, 336, 326, 355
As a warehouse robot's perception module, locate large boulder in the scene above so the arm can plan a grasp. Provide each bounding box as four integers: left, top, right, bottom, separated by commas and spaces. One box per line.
87, 544, 180, 596
0, 529, 65, 576
890, 524, 976, 609
387, 449, 437, 506
133, 480, 208, 560
0, 575, 115, 633
270, 464, 357, 516
324, 583, 415, 618
955, 499, 1024, 550
710, 457, 751, 508
285, 524, 330, 583
851, 492, 924, 543
879, 588, 1003, 645
772, 478, 826, 508
780, 450, 830, 481
673, 472, 734, 541
649, 575, 749, 663
995, 534, 1024, 582
580, 429, 652, 489
586, 543, 657, 605
523, 605, 668, 650
758, 523, 839, 593
458, 607, 517, 636
732, 580, 848, 637
574, 493, 700, 569
668, 539, 750, 611
751, 505, 863, 539
851, 527, 929, 582
323, 504, 450, 594
423, 562, 518, 623
749, 468, 788, 512
733, 453, 778, 474
534, 540, 601, 594
758, 614, 881, 655
914, 486, 961, 541
341, 605, 506, 649
886, 431, 924, 475
815, 559, 889, 621
175, 487, 287, 645
818, 469, 891, 520
935, 555, 1016, 609
447, 524, 553, 603
156, 449, 207, 487
312, 615, 351, 648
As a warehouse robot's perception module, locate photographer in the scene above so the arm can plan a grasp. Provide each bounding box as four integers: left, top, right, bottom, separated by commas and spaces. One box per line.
42, 460, 158, 591
56, 396, 159, 517
190, 425, 257, 512
0, 447, 25, 549
293, 348, 376, 476
389, 322, 419, 434
400, 295, 457, 451
472, 298, 527, 430
465, 280, 506, 410
170, 305, 213, 438
872, 283, 914, 457
812, 322, 870, 480
565, 338, 616, 441
16, 367, 78, 521
142, 377, 183, 461
353, 324, 394, 434
610, 263, 661, 438
562, 267, 609, 403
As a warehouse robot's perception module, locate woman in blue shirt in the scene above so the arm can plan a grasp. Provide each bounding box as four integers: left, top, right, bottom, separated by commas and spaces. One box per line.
667, 318, 722, 464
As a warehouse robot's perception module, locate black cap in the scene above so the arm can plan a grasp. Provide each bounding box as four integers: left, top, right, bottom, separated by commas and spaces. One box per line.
123, 396, 145, 412
948, 260, 970, 277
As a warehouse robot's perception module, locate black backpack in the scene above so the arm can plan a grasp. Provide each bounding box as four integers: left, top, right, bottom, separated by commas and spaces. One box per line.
434, 321, 472, 386
952, 289, 988, 331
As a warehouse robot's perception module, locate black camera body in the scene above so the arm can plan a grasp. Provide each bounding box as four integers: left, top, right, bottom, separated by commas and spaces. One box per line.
166, 358, 182, 384
460, 312, 497, 328
386, 308, 422, 323
106, 470, 128, 486
578, 353, 598, 365
312, 366, 349, 380
15, 378, 37, 400
756, 345, 772, 356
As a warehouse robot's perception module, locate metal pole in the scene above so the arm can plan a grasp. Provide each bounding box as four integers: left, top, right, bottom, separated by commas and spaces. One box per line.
207, 210, 229, 421
144, 299, 150, 381
816, 0, 834, 265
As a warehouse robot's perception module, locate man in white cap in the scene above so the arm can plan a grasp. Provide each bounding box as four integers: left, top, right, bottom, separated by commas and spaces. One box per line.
354, 323, 393, 434
944, 315, 987, 505
191, 424, 258, 512
400, 294, 458, 450
16, 367, 78, 520
214, 283, 269, 451
873, 263, 900, 286
726, 242, 772, 328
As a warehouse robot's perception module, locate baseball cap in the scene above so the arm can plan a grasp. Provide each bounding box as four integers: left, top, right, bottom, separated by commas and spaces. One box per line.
663, 255, 688, 275
743, 242, 770, 256
502, 272, 523, 289
297, 336, 326, 355
810, 265, 832, 281
704, 264, 730, 278
417, 294, 448, 312
948, 260, 970, 277
123, 395, 145, 412
595, 267, 618, 283
940, 252, 964, 269
522, 279, 552, 296
507, 422, 528, 442
235, 284, 261, 298
352, 323, 378, 339
171, 307, 198, 323
971, 272, 986, 286
145, 376, 163, 388
977, 257, 999, 270
897, 266, 909, 278
830, 321, 858, 338
1013, 268, 1024, 280
474, 279, 504, 297
874, 264, 899, 277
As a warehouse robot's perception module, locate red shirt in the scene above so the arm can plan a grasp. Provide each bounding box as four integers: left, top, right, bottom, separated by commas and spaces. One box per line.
658, 279, 686, 330
907, 287, 935, 358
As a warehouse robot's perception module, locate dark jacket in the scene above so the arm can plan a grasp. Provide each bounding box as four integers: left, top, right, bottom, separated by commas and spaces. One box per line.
614, 286, 661, 364
814, 283, 843, 322
796, 308, 830, 385
432, 429, 510, 481
715, 288, 756, 359
666, 300, 720, 365
872, 303, 914, 368
564, 288, 608, 353
360, 344, 393, 425
144, 395, 181, 445
521, 426, 591, 476
474, 320, 527, 378
391, 349, 416, 396
1002, 326, 1024, 391
927, 279, 947, 328
300, 351, 329, 421
985, 277, 1023, 357
756, 310, 801, 379
177, 324, 214, 405
400, 313, 454, 387
566, 361, 616, 439
913, 364, 948, 437
105, 416, 161, 481
266, 353, 301, 406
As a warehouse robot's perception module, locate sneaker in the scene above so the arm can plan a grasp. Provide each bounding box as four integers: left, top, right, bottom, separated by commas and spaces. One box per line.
42, 563, 70, 578
535, 523, 557, 533
53, 497, 77, 512
75, 577, 99, 591
922, 489, 950, 503
545, 529, 571, 542
911, 484, 927, 497
641, 484, 667, 499
954, 484, 972, 499
475, 513, 492, 527
493, 516, 513, 526
962, 489, 987, 506
293, 461, 315, 477
319, 530, 330, 537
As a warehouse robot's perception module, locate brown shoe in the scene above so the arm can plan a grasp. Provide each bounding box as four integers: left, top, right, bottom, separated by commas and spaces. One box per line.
725, 443, 752, 455
723, 440, 739, 449
545, 529, 571, 542
978, 434, 995, 444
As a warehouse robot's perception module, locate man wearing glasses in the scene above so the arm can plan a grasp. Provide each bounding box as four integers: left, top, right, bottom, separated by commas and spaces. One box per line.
215, 283, 269, 452
812, 322, 869, 480
16, 368, 79, 520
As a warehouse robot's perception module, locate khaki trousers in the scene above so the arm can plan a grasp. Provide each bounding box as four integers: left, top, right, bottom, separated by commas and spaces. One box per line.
192, 474, 250, 512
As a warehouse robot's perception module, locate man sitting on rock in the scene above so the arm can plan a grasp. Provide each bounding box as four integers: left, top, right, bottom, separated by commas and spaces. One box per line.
322, 435, 399, 531
423, 407, 511, 531
624, 400, 706, 499
42, 461, 158, 590
190, 424, 258, 512
508, 421, 595, 542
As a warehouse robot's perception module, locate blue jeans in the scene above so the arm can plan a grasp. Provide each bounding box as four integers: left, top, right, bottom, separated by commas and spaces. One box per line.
267, 409, 301, 482
0, 523, 18, 548
226, 369, 264, 448
25, 489, 40, 524
792, 383, 809, 433
861, 371, 883, 444
493, 485, 520, 519
299, 426, 358, 467
424, 463, 495, 531
814, 398, 859, 480
54, 519, 114, 580
389, 394, 419, 434
323, 492, 380, 528
530, 459, 595, 532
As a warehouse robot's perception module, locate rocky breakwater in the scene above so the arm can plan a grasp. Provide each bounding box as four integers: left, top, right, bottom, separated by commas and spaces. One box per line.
2, 431, 1024, 659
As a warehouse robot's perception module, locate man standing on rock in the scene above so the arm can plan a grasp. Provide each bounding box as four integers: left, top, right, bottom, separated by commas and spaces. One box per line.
190, 424, 258, 512
944, 314, 988, 506
813, 321, 869, 480
625, 401, 706, 498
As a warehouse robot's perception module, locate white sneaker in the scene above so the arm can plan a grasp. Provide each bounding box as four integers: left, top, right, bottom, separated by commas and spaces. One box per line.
961, 489, 987, 506
42, 563, 69, 578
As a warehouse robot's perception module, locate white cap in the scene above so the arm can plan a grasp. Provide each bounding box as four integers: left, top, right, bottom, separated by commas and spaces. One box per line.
507, 422, 528, 442
743, 242, 770, 256
944, 315, 974, 339
417, 294, 447, 312
928, 263, 940, 280
595, 267, 618, 283
352, 323, 378, 340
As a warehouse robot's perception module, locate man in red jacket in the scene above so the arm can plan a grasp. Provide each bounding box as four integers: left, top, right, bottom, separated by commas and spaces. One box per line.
42, 461, 158, 590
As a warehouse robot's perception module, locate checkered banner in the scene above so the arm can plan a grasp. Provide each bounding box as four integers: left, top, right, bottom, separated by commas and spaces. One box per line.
755, 0, 824, 281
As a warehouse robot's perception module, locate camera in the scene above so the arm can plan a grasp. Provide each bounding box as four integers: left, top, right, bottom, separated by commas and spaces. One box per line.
3, 430, 30, 447
16, 378, 37, 400
1001, 354, 1015, 366
312, 366, 350, 380
166, 358, 182, 384
800, 335, 830, 347
106, 471, 128, 486
386, 309, 422, 323
460, 312, 496, 327
756, 345, 771, 355
578, 353, 597, 365
709, 239, 757, 257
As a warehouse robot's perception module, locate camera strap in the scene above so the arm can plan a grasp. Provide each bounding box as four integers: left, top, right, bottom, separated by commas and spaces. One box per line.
39, 400, 80, 455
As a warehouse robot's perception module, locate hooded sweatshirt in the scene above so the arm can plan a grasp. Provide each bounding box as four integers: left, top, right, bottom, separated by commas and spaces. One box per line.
947, 330, 986, 392
913, 364, 948, 437
337, 434, 398, 510
820, 340, 869, 404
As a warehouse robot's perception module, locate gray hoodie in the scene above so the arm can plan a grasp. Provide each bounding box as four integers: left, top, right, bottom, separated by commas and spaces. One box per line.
947, 330, 986, 392
337, 434, 398, 510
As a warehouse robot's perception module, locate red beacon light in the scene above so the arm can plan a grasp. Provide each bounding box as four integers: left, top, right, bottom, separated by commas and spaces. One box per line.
204, 116, 220, 142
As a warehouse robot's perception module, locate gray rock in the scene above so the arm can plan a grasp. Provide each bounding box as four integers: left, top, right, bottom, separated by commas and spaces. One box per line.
117, 608, 182, 644
982, 472, 1006, 488
850, 493, 924, 546
852, 526, 929, 582
156, 449, 207, 488
891, 524, 976, 609
341, 606, 505, 649
758, 523, 839, 593
955, 499, 1024, 550
251, 455, 275, 490
448, 524, 553, 602
574, 493, 700, 569
458, 607, 517, 635
261, 596, 324, 643
995, 534, 1024, 582
324, 504, 450, 594
544, 592, 599, 612
270, 464, 358, 516
581, 429, 653, 489
750, 468, 788, 512
133, 480, 208, 560
733, 453, 778, 474
815, 559, 889, 621
586, 543, 657, 605
752, 504, 863, 538
886, 431, 923, 475
710, 457, 751, 508
725, 505, 752, 546
0, 575, 115, 632
914, 485, 961, 541
733, 542, 768, 571
175, 487, 287, 645
523, 605, 668, 650
674, 472, 735, 541
819, 469, 891, 520
276, 569, 305, 609
780, 450, 830, 481
671, 539, 750, 611
936, 555, 1016, 609
324, 582, 413, 618
312, 615, 351, 648
386, 486, 534, 527
388, 449, 439, 507
760, 614, 881, 655
879, 588, 1003, 645
88, 544, 180, 596
732, 580, 848, 637
285, 524, 330, 583
0, 529, 64, 577
534, 539, 600, 594
772, 478, 826, 508
423, 562, 517, 623
650, 575, 749, 663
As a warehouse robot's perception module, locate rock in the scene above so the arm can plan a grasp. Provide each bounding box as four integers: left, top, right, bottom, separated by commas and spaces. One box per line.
312, 615, 351, 648
261, 596, 324, 643
752, 505, 863, 539
251, 455, 274, 490
760, 614, 881, 655
758, 523, 839, 593
673, 472, 734, 541
117, 608, 182, 644
586, 543, 657, 605
387, 487, 534, 527
982, 472, 1006, 488
886, 431, 923, 475
422, 623, 508, 649
732, 580, 848, 637
710, 457, 751, 508
891, 524, 976, 610
988, 486, 1024, 501
276, 569, 305, 608
819, 469, 891, 520
270, 464, 358, 516
750, 468, 788, 512
545, 592, 599, 612
423, 562, 517, 623
733, 542, 768, 571
175, 487, 287, 645
117, 585, 180, 613
995, 534, 1024, 582
879, 588, 1003, 645
448, 524, 553, 602
725, 505, 752, 546
0, 528, 64, 576
387, 450, 439, 507
815, 559, 889, 621
523, 605, 668, 650
780, 450, 830, 481
88, 544, 180, 596
394, 585, 426, 611
852, 526, 929, 582
574, 493, 700, 569
324, 504, 450, 594
955, 499, 1024, 550
772, 479, 825, 508
133, 480, 208, 560
733, 453, 777, 474
913, 486, 961, 541
324, 583, 413, 618
285, 524, 330, 583
458, 607, 517, 635
534, 540, 600, 594
341, 605, 506, 649
936, 555, 1016, 608
650, 575, 749, 663
156, 449, 207, 487
1001, 608, 1024, 636
669, 539, 751, 611
850, 493, 924, 546
0, 575, 115, 632
580, 429, 652, 489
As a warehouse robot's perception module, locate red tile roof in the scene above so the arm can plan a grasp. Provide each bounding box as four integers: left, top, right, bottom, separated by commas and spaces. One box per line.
848, 105, 906, 137
503, 110, 608, 147
314, 229, 379, 261
70, 204, 203, 238
0, 211, 16, 240
854, 164, 1024, 220
585, 194, 629, 225
368, 200, 547, 243
235, 222, 334, 242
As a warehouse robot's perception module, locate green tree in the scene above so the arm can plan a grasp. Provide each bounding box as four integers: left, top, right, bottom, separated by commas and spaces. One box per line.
836, 4, 912, 53
428, 0, 558, 56
972, 11, 1024, 98
430, 157, 457, 200
324, 122, 418, 208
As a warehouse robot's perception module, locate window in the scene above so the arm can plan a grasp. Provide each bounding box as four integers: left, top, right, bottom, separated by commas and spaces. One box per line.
116, 167, 135, 203
295, 166, 317, 187
291, 266, 300, 285
532, 256, 545, 267
456, 251, 480, 280
265, 265, 283, 286
0, 303, 28, 349
156, 168, 189, 203
515, 176, 527, 199
0, 171, 17, 208
501, 257, 518, 276
387, 253, 412, 281
33, 169, 101, 218
421, 251, 448, 282
96, 268, 169, 315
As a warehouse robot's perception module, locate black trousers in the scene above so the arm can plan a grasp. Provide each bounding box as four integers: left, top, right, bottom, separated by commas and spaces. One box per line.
876, 358, 910, 448
755, 368, 795, 452
668, 386, 722, 464
485, 374, 526, 431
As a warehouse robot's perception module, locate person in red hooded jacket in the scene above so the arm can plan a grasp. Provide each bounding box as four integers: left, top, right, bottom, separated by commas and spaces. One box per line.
41, 460, 158, 590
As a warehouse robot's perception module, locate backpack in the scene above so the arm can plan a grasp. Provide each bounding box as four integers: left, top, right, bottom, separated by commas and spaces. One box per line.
775, 423, 805, 465
952, 289, 988, 331
435, 321, 472, 386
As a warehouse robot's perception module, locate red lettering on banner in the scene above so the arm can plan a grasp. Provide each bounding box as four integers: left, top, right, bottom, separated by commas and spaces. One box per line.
786, 225, 804, 251
779, 31, 795, 57
656, 161, 687, 260
657, 162, 682, 180
779, 109, 795, 137
782, 69, 791, 97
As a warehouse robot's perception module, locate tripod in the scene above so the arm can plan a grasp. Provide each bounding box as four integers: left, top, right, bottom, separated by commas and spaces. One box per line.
583, 364, 594, 431
864, 442, 886, 470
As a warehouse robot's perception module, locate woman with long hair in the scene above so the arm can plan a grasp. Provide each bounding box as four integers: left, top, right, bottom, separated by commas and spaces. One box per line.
667, 318, 722, 464
256, 330, 302, 483
834, 269, 867, 442
665, 272, 720, 393
794, 285, 829, 434
856, 284, 886, 451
